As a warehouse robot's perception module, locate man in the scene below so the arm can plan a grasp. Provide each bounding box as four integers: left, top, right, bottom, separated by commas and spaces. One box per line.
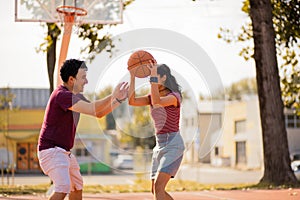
38, 59, 128, 200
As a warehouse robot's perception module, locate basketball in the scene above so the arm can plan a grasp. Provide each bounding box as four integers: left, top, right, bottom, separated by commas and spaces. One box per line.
127, 50, 156, 78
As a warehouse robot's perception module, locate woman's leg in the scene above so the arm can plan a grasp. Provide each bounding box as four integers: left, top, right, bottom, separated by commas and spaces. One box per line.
153, 172, 173, 200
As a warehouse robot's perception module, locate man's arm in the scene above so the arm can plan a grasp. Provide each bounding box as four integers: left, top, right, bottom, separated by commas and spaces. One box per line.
70, 82, 128, 118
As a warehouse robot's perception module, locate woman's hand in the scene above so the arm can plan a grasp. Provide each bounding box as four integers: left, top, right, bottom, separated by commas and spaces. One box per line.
148, 60, 158, 76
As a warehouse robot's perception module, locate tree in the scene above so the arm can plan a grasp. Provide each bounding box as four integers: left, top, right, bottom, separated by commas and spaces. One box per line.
0, 87, 16, 176
199, 77, 257, 101
249, 0, 298, 185
194, 0, 299, 185
121, 88, 155, 149
218, 0, 300, 113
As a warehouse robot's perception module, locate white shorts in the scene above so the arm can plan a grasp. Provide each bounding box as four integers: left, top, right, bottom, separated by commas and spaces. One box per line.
38, 147, 83, 193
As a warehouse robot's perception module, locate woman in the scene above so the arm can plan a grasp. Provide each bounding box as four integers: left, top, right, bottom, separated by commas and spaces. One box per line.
129, 63, 185, 200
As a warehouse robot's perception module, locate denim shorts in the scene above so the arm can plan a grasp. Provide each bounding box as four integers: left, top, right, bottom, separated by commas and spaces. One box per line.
37, 147, 83, 193
151, 131, 185, 180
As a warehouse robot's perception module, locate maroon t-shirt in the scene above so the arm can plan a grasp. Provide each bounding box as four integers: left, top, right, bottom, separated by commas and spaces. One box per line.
38, 85, 89, 151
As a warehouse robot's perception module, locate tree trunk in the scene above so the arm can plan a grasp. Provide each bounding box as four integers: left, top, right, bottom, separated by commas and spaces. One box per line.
249, 0, 298, 185
46, 23, 59, 95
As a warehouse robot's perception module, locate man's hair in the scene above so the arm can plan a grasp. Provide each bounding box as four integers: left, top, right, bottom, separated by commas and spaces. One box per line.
60, 59, 88, 83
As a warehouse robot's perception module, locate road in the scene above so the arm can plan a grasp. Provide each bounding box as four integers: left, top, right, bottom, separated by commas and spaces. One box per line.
178, 164, 263, 184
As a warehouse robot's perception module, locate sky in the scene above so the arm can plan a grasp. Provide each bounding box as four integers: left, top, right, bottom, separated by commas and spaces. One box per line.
1, 0, 256, 96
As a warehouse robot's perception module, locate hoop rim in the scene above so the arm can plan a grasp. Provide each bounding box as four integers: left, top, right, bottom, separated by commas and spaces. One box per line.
56, 5, 87, 16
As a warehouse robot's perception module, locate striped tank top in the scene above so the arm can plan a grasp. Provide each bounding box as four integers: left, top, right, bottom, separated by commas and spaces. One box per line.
149, 92, 181, 134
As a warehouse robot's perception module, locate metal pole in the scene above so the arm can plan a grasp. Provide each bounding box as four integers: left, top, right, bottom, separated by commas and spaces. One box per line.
11, 157, 14, 185
5, 96, 10, 185
1, 161, 3, 185
56, 14, 75, 87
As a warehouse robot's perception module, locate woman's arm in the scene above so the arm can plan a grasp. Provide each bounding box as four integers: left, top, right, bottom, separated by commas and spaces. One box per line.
149, 63, 177, 108
128, 69, 150, 106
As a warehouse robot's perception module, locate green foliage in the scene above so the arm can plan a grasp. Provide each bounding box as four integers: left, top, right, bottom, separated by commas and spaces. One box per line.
120, 88, 155, 149
217, 0, 300, 112
0, 181, 259, 195
0, 88, 15, 130
272, 0, 300, 46
97, 86, 113, 98
0, 88, 15, 110
226, 77, 257, 100
280, 46, 300, 114
77, 24, 114, 62
199, 77, 257, 101
36, 23, 61, 53
0, 184, 49, 195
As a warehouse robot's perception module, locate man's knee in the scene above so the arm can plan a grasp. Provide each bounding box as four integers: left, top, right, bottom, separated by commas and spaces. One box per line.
153, 181, 165, 194
69, 189, 82, 200
49, 192, 67, 200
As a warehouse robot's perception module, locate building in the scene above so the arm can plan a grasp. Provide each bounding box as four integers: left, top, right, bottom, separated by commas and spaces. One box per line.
0, 88, 112, 173
2, 88, 299, 172
215, 97, 263, 169
0, 88, 48, 173
182, 96, 300, 170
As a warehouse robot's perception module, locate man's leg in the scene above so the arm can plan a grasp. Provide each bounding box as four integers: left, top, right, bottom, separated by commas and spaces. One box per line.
69, 190, 82, 200
69, 155, 83, 200
49, 192, 67, 200
38, 148, 71, 200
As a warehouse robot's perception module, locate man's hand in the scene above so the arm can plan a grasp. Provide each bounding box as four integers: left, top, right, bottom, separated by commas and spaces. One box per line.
112, 82, 129, 102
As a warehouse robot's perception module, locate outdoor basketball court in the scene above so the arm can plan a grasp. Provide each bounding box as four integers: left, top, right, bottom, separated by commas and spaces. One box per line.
1, 189, 299, 200
10, 1, 300, 200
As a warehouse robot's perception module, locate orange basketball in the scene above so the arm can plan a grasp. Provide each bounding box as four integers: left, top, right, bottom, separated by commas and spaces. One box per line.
127, 50, 156, 78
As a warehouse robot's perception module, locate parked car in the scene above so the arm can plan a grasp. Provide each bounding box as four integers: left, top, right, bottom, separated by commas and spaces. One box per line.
290, 153, 300, 181
113, 155, 134, 169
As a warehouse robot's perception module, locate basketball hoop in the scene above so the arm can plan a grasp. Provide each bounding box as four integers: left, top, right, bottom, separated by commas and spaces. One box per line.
56, 5, 87, 25
55, 5, 88, 86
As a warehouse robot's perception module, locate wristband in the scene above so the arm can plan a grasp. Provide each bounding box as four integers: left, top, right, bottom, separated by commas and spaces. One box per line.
115, 98, 123, 104
150, 76, 158, 83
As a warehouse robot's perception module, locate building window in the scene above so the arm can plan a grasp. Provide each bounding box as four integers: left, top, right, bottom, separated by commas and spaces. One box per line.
84, 148, 90, 156
75, 149, 81, 156
235, 120, 246, 134
75, 148, 90, 157
185, 118, 189, 126
214, 147, 219, 156
285, 114, 300, 128
236, 141, 247, 165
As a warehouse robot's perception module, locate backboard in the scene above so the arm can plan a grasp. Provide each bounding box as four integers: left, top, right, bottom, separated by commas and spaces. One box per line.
15, 0, 123, 24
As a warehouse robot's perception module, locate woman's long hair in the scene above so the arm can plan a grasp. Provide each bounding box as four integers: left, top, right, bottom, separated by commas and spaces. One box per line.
157, 64, 182, 98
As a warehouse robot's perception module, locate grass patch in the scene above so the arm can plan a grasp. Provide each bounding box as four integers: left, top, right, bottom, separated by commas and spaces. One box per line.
80, 180, 255, 194
0, 184, 49, 196
2, 179, 298, 196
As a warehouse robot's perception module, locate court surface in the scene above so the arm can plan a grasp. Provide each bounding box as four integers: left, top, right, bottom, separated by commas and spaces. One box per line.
1, 189, 299, 200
